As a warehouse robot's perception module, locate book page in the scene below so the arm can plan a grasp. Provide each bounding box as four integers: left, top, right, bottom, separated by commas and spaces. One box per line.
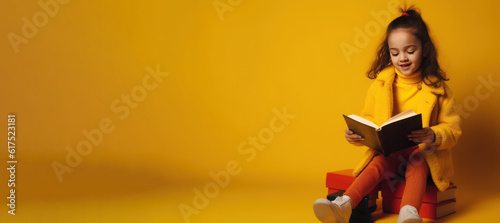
347, 114, 379, 129
380, 110, 418, 128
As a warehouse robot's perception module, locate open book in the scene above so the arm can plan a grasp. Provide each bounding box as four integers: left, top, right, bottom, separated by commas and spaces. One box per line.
343, 110, 422, 156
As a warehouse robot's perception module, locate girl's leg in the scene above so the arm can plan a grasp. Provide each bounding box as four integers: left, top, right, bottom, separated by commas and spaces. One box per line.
400, 149, 429, 210
344, 154, 397, 207
314, 148, 417, 223
313, 155, 397, 223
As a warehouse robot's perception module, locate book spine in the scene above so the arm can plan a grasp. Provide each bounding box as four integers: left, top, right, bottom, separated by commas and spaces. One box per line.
376, 130, 387, 156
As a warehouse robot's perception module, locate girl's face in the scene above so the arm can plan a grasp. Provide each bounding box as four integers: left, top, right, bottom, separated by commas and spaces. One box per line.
388, 28, 424, 76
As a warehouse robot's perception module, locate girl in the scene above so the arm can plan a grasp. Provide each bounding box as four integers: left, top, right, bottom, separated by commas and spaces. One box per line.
313, 7, 461, 223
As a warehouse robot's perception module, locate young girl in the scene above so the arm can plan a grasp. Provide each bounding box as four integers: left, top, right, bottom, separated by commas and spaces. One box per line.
313, 7, 461, 223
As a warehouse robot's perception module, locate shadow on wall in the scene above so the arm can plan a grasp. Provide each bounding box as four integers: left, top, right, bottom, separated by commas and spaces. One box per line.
452, 107, 500, 209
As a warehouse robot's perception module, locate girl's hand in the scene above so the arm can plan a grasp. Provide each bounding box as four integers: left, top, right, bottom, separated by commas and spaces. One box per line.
345, 128, 364, 146
408, 127, 435, 144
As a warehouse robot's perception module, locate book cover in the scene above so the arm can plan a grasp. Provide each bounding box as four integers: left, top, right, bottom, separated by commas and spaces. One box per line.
343, 110, 423, 156
382, 197, 456, 219
381, 180, 456, 204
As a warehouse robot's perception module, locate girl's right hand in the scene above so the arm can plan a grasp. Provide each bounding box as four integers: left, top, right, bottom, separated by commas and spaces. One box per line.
345, 128, 364, 146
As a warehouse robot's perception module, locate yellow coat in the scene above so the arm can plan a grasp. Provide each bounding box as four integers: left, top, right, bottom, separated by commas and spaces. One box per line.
352, 66, 462, 192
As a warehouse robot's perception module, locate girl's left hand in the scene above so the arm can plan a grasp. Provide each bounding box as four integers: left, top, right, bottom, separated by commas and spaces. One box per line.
408, 127, 435, 144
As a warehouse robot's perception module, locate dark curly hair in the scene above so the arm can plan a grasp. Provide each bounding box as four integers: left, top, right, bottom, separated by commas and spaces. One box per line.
367, 6, 448, 87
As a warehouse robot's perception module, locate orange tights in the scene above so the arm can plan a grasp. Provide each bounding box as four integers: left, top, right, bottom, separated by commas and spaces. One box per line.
345, 147, 429, 210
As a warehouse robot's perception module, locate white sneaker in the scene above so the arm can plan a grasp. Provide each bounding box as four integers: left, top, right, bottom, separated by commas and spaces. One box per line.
313, 195, 352, 223
397, 205, 423, 223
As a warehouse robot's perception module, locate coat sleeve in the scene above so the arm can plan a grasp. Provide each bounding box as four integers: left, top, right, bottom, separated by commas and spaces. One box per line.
359, 82, 377, 121
429, 84, 462, 150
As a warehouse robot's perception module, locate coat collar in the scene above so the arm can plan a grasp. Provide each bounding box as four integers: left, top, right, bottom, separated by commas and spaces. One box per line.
372, 66, 446, 126
376, 66, 445, 96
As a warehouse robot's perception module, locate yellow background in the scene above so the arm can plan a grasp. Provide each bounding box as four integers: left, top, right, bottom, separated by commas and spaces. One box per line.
1, 0, 500, 222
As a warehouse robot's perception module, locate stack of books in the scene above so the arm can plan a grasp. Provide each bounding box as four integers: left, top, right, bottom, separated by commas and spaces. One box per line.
325, 169, 379, 222
381, 180, 457, 219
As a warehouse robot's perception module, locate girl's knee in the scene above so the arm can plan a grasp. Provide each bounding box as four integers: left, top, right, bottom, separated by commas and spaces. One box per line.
371, 155, 389, 168
371, 155, 384, 163
368, 155, 395, 178
409, 150, 426, 166
407, 151, 429, 175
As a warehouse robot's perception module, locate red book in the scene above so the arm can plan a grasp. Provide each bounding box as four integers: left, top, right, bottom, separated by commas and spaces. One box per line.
382, 197, 456, 219
325, 169, 356, 190
326, 169, 379, 199
381, 180, 456, 204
